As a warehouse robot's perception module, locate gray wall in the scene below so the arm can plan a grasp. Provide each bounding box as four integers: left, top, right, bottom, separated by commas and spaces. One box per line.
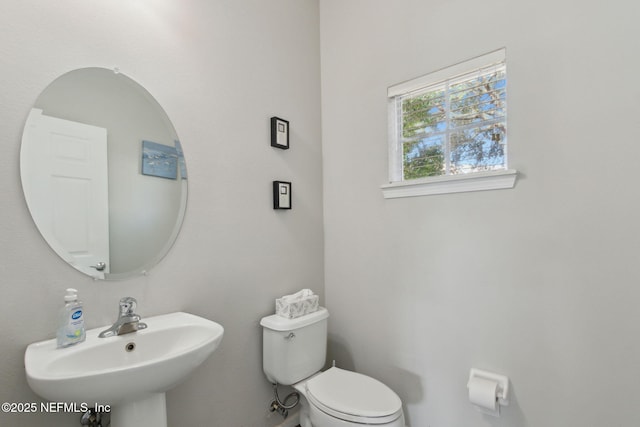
320, 1, 640, 426
0, 1, 321, 426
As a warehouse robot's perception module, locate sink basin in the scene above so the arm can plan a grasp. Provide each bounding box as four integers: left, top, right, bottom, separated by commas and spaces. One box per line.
25, 312, 223, 426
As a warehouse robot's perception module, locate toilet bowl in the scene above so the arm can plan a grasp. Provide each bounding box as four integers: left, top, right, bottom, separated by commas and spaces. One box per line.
293, 367, 405, 427
260, 307, 405, 427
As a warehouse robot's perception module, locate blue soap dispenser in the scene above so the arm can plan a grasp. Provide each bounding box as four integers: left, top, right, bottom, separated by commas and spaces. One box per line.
56, 288, 86, 348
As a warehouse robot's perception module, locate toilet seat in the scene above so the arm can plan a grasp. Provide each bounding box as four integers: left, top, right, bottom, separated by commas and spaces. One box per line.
305, 367, 403, 424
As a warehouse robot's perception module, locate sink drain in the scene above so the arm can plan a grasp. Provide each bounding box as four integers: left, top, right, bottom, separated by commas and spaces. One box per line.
125, 342, 136, 352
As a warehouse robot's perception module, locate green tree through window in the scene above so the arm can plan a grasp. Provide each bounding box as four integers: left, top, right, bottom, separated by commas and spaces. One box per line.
398, 63, 506, 180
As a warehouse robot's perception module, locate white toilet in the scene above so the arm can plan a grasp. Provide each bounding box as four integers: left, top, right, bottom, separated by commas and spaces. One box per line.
260, 307, 405, 427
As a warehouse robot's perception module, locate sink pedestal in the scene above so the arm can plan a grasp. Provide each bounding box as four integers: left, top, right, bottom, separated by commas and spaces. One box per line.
111, 393, 167, 427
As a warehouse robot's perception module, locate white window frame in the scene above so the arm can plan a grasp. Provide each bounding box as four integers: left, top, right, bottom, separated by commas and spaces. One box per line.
382, 48, 516, 198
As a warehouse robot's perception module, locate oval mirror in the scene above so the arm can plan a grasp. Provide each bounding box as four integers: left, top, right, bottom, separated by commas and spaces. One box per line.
20, 68, 187, 280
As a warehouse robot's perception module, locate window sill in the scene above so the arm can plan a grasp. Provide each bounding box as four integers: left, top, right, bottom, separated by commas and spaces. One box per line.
381, 169, 517, 199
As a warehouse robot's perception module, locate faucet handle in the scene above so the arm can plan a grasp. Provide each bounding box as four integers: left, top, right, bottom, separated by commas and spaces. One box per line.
119, 297, 137, 316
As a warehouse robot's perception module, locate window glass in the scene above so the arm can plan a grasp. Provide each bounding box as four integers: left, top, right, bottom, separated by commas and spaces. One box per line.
389, 51, 507, 182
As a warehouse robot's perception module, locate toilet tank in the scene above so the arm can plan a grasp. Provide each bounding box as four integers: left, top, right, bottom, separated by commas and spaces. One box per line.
260, 307, 329, 385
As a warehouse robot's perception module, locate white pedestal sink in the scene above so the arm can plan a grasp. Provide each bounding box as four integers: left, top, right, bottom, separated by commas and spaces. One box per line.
25, 312, 224, 427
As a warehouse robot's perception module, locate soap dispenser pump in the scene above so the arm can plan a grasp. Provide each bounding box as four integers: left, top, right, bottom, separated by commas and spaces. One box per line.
56, 288, 86, 348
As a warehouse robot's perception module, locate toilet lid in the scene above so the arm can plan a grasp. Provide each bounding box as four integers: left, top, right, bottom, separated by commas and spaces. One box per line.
306, 367, 402, 424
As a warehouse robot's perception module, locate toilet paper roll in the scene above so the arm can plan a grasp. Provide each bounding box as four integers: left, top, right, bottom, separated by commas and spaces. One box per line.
468, 376, 498, 412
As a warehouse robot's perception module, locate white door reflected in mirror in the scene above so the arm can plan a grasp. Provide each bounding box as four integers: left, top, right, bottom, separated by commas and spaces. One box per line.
20, 68, 187, 280
22, 109, 110, 279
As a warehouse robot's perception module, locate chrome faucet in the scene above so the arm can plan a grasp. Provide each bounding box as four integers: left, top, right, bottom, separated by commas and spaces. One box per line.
98, 297, 148, 338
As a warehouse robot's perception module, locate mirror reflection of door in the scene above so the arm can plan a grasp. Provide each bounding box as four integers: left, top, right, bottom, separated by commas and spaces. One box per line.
20, 68, 187, 280
22, 108, 110, 279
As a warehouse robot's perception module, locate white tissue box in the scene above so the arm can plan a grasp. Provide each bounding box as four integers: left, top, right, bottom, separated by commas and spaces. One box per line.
276, 294, 319, 319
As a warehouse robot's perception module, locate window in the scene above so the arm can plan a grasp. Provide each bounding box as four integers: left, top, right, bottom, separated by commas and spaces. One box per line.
383, 49, 516, 198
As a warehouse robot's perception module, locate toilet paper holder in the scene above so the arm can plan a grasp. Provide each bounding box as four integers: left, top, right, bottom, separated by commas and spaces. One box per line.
467, 368, 510, 406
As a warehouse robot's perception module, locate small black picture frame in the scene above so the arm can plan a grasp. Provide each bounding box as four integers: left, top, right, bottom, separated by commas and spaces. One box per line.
270, 117, 289, 149
273, 181, 292, 210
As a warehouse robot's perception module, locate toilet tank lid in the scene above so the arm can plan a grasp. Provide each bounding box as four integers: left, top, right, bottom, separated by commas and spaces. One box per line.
260, 307, 329, 331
